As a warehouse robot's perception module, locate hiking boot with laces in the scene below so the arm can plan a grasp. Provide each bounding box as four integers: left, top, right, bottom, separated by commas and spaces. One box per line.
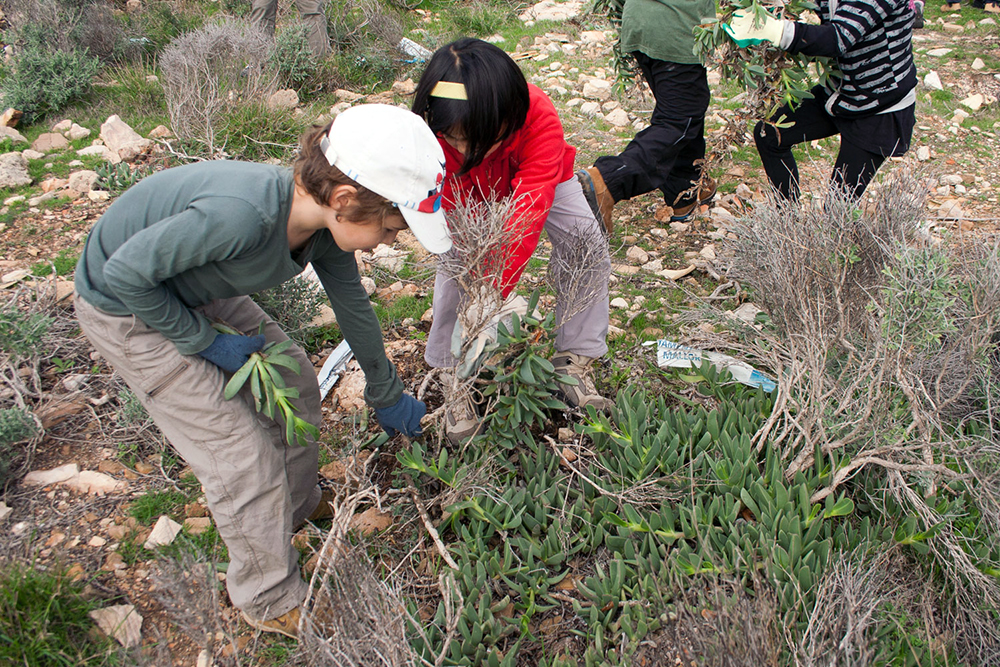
550, 352, 611, 411
670, 177, 718, 222
242, 606, 301, 639
298, 486, 335, 528
576, 167, 615, 235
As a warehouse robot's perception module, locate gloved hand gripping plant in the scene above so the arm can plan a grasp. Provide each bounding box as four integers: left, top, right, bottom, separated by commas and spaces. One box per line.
209, 321, 321, 448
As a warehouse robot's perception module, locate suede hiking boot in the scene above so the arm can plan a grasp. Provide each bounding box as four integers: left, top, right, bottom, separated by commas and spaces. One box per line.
304, 486, 335, 524
550, 352, 610, 411
670, 177, 718, 222
242, 606, 301, 639
441, 374, 482, 446
576, 167, 615, 235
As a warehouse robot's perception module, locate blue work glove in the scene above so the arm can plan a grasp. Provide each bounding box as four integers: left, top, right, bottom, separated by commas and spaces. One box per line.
374, 393, 426, 438
198, 333, 266, 373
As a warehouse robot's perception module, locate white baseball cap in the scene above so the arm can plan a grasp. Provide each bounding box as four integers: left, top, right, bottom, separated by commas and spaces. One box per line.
320, 104, 452, 254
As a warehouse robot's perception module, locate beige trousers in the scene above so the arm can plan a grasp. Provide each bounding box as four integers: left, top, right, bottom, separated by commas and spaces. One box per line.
75, 294, 322, 621
250, 0, 331, 57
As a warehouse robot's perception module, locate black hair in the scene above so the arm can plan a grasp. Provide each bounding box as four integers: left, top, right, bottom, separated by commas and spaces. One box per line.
411, 37, 530, 175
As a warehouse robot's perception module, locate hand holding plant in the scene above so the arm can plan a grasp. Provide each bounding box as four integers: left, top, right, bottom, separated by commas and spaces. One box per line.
210, 322, 320, 448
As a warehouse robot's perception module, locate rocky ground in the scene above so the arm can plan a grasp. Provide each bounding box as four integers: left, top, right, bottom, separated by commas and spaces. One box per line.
1, 1, 998, 665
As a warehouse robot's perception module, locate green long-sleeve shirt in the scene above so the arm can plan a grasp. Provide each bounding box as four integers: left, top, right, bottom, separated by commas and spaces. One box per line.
75, 161, 403, 407
620, 0, 716, 65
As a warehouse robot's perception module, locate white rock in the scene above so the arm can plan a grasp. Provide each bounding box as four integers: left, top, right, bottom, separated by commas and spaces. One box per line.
699, 244, 717, 260
518, 0, 582, 22
670, 221, 690, 233
605, 108, 630, 127
0, 501, 11, 524
66, 123, 91, 141
707, 70, 721, 86
484, 34, 505, 44
0, 126, 27, 143
953, 108, 970, 122
23, 463, 80, 487
0, 152, 32, 189
936, 199, 963, 220
51, 119, 73, 132
926, 48, 952, 57
4, 195, 24, 205
641, 258, 663, 272
88, 190, 111, 202
100, 115, 152, 160
360, 276, 376, 295
916, 146, 931, 161
610, 297, 629, 309
961, 94, 984, 111
979, 17, 996, 24
582, 79, 612, 101
89, 605, 143, 648
972, 57, 985, 70
27, 191, 58, 206
62, 373, 89, 392
369, 244, 406, 272
267, 88, 299, 111
729, 302, 762, 325
77, 145, 119, 163
626, 246, 649, 264
89, 535, 107, 547
923, 71, 943, 90
657, 265, 696, 281
66, 470, 126, 495
144, 515, 182, 549
710, 206, 735, 221
941, 174, 963, 185
579, 101, 601, 116
20, 148, 44, 160
68, 169, 100, 192
196, 649, 213, 667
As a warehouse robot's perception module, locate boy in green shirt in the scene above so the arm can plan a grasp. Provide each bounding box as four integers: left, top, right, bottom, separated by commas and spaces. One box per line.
74, 104, 451, 638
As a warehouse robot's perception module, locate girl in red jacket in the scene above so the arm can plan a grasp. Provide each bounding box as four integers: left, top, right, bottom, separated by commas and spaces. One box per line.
412, 38, 611, 443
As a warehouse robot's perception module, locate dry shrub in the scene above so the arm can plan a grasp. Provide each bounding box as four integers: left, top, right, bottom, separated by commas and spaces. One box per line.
159, 18, 278, 154
709, 171, 1000, 663
3, 0, 123, 60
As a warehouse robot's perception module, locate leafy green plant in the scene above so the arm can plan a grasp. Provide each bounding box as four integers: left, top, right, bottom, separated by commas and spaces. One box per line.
0, 25, 101, 122
0, 407, 39, 487
29, 249, 79, 277
271, 23, 318, 91
0, 302, 52, 359
96, 162, 148, 194
0, 563, 116, 666
213, 322, 320, 448
250, 276, 325, 347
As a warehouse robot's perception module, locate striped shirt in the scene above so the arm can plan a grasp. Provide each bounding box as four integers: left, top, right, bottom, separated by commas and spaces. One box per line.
786, 0, 917, 117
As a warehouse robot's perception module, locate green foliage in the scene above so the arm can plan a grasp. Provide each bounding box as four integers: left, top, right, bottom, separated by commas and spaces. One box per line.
0, 407, 39, 487
96, 162, 148, 194
123, 1, 206, 56
0, 25, 101, 122
29, 249, 79, 277
0, 301, 52, 359
251, 276, 326, 347
0, 563, 116, 666
444, 1, 517, 37
372, 293, 433, 329
129, 489, 188, 524
217, 102, 309, 162
880, 246, 962, 351
272, 23, 319, 92
116, 388, 150, 428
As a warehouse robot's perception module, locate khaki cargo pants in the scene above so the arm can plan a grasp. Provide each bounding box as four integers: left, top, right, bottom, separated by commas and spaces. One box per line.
75, 294, 322, 622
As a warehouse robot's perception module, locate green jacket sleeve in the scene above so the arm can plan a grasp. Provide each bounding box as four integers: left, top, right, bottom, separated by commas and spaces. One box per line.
101, 198, 265, 355
312, 252, 404, 408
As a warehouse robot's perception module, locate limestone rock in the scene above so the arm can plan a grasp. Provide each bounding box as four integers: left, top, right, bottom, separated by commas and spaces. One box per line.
916, 146, 931, 161
579, 30, 607, 43
626, 246, 649, 264
31, 132, 69, 153
926, 48, 952, 57
334, 89, 364, 103
0, 126, 26, 143
582, 79, 611, 101
100, 115, 152, 161
89, 605, 143, 648
332, 366, 367, 412
23, 463, 80, 487
657, 265, 696, 281
605, 108, 630, 127
20, 148, 43, 159
0, 152, 31, 189
77, 145, 119, 163
183, 517, 212, 535
68, 169, 100, 192
144, 515, 182, 549
51, 119, 73, 133
65, 470, 126, 495
66, 123, 91, 141
391, 78, 416, 95
610, 297, 629, 309
518, 0, 583, 22
369, 244, 406, 272
0, 501, 10, 524
960, 94, 984, 111
972, 57, 985, 70
267, 88, 299, 111
0, 108, 23, 127
923, 71, 943, 91
579, 101, 601, 116
147, 125, 172, 139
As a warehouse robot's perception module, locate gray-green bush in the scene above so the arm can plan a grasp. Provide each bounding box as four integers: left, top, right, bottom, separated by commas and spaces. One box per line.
0, 407, 39, 488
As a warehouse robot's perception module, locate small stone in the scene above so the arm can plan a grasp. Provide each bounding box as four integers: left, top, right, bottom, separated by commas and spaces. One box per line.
23, 463, 80, 487
941, 174, 963, 186
937, 199, 964, 219
579, 101, 601, 116
20, 149, 44, 160
657, 265, 696, 281
89, 605, 142, 648
941, 22, 963, 32
88, 190, 111, 202
68, 169, 100, 192
605, 108, 630, 127
557, 427, 574, 442
923, 71, 943, 91
185, 502, 208, 518
360, 276, 376, 295
267, 88, 299, 111
699, 244, 717, 260
51, 119, 73, 132
106, 524, 128, 540
66, 123, 91, 141
960, 94, 984, 112
582, 79, 612, 101
143, 515, 182, 549
626, 246, 649, 264
916, 146, 931, 161
183, 517, 212, 535
0, 501, 10, 524
147, 125, 172, 139
610, 297, 629, 309
972, 58, 985, 70
927, 48, 952, 57
102, 552, 126, 571
349, 507, 393, 536
670, 221, 690, 233
390, 78, 416, 95
89, 535, 107, 547
134, 461, 154, 475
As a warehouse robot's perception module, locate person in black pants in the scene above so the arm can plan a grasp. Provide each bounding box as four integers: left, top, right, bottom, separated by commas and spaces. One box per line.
577, 0, 718, 234
724, 0, 917, 201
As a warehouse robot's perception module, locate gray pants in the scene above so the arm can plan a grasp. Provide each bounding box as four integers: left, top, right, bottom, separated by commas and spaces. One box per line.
425, 177, 611, 368
75, 294, 321, 621
251, 0, 331, 56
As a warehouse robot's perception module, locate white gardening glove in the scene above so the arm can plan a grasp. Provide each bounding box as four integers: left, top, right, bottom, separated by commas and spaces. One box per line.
723, 9, 789, 48
450, 293, 530, 379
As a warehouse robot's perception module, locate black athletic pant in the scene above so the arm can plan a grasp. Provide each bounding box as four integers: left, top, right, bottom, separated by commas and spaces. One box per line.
754, 94, 890, 201
594, 53, 710, 206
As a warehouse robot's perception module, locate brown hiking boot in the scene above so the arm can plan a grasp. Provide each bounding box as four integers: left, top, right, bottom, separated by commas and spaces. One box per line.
444, 390, 482, 446
242, 606, 301, 639
577, 167, 615, 235
305, 487, 335, 523
550, 352, 611, 411
670, 177, 718, 222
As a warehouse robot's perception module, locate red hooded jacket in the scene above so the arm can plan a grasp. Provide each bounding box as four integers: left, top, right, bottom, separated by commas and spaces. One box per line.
438, 84, 577, 297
